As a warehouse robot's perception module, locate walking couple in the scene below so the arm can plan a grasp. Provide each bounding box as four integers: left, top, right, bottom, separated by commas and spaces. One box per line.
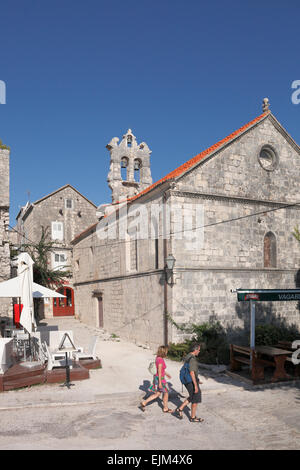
140, 343, 204, 423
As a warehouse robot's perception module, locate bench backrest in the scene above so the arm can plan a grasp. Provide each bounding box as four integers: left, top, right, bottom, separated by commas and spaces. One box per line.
231, 344, 250, 356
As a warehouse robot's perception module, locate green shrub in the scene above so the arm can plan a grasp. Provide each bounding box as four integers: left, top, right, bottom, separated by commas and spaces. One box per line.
167, 321, 230, 365
0, 139, 9, 150
192, 321, 230, 364
167, 341, 191, 361
255, 324, 300, 346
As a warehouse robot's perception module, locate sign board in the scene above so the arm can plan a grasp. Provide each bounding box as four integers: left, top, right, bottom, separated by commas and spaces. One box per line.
236, 289, 300, 302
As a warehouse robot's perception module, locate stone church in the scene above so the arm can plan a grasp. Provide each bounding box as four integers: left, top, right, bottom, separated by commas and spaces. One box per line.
72, 100, 300, 349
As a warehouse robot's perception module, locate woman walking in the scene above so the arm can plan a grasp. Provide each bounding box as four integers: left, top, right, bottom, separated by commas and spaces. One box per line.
140, 345, 173, 413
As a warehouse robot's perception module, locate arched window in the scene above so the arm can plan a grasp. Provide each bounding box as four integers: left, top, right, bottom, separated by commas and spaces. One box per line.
121, 157, 128, 180
264, 232, 277, 268
134, 159, 142, 182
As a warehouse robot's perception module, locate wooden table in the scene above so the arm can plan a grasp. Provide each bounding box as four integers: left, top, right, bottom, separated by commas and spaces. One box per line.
255, 345, 292, 382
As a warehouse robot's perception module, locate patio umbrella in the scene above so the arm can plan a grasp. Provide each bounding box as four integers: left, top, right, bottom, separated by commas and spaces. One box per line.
17, 253, 35, 334
0, 277, 66, 298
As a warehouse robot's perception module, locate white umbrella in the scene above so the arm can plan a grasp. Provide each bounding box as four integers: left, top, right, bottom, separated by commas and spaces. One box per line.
17, 253, 35, 334
0, 277, 66, 298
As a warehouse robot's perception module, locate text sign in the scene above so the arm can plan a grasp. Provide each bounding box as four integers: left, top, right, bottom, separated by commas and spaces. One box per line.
237, 290, 300, 302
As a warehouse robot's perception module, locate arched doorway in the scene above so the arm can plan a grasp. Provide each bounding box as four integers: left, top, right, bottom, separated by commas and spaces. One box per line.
53, 287, 75, 316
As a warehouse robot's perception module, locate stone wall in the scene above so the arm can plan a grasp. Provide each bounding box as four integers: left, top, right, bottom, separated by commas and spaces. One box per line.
74, 274, 164, 349
176, 116, 300, 204
171, 269, 300, 345
0, 149, 11, 319
73, 113, 300, 348
0, 149, 9, 208
16, 185, 98, 318
169, 115, 300, 342
19, 186, 97, 246
72, 191, 169, 348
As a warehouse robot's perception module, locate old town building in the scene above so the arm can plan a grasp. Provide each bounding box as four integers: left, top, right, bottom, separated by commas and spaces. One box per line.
72, 101, 300, 348
16, 184, 98, 318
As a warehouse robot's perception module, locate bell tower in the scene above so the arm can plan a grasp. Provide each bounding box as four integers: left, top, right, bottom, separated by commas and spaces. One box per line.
106, 129, 153, 203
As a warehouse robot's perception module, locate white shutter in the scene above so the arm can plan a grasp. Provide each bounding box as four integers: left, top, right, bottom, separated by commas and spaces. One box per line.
51, 222, 64, 240
52, 252, 67, 270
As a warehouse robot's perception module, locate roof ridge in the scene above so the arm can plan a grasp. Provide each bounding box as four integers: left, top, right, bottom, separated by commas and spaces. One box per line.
71, 111, 270, 244
32, 183, 97, 207
113, 111, 270, 206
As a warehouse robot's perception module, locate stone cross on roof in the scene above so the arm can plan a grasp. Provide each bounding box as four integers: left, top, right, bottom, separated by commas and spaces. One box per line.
262, 97, 270, 112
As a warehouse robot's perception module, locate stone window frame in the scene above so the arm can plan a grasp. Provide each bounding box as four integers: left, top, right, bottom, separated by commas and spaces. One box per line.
258, 144, 279, 172
263, 231, 277, 268
65, 198, 73, 209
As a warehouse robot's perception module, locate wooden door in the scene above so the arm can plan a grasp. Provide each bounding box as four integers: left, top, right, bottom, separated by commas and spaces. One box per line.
53, 287, 75, 316
97, 296, 103, 328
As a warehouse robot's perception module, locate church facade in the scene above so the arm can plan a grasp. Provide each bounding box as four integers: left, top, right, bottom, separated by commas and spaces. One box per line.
72, 102, 300, 348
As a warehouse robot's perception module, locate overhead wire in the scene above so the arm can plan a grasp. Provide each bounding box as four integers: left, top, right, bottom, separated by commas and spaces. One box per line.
68, 199, 300, 251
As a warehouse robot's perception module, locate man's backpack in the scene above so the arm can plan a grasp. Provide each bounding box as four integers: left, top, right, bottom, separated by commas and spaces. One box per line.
148, 361, 156, 376
179, 357, 193, 385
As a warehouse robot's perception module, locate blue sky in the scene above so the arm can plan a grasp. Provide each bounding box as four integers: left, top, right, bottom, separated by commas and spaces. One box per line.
0, 0, 300, 225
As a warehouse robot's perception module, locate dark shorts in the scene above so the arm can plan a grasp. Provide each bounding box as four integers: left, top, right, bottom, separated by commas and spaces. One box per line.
184, 381, 202, 404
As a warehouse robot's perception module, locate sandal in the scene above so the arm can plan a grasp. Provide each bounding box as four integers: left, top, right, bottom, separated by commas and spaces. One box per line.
190, 417, 204, 423
163, 408, 173, 413
139, 402, 146, 412
174, 408, 183, 420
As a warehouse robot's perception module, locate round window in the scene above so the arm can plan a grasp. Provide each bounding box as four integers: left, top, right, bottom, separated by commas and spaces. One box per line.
258, 145, 278, 171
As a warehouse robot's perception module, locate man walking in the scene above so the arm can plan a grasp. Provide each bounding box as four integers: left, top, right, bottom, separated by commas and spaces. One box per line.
175, 343, 204, 422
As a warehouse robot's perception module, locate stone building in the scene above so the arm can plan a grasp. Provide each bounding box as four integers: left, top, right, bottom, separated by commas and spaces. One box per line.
16, 184, 97, 318
72, 101, 300, 349
0, 143, 11, 318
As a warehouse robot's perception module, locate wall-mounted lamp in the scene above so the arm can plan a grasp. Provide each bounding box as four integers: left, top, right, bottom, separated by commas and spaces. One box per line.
165, 253, 176, 285
59, 209, 63, 216
77, 211, 81, 217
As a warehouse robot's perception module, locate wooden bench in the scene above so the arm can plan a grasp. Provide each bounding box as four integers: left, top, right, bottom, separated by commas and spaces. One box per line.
230, 344, 274, 383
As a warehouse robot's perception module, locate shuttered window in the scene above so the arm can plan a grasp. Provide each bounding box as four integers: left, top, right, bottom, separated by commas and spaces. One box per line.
52, 252, 67, 270
51, 221, 64, 240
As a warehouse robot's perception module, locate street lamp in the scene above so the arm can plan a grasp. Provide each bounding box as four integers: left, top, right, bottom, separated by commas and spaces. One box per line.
165, 254, 176, 285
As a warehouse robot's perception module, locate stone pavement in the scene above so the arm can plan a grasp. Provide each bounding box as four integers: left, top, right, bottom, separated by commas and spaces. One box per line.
0, 317, 300, 450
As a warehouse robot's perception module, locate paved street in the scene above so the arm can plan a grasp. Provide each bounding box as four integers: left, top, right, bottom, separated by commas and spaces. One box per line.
0, 317, 300, 450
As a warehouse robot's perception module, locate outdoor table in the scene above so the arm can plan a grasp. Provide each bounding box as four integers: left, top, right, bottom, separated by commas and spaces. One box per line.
55, 347, 77, 389
255, 345, 292, 382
